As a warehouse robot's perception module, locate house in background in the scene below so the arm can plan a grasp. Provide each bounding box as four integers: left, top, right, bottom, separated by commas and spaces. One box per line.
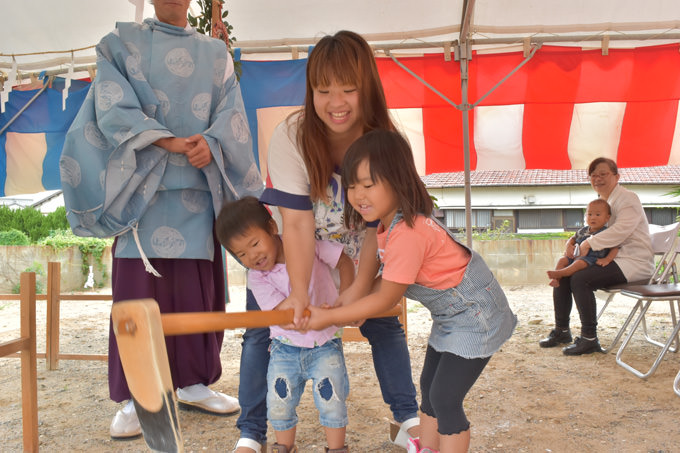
2, 166, 680, 234
0, 189, 64, 214
424, 166, 680, 233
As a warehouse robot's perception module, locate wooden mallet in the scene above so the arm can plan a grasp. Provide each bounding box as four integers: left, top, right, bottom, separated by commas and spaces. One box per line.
112, 299, 403, 452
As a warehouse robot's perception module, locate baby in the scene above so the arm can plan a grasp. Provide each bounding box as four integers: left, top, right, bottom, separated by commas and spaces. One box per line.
547, 198, 619, 287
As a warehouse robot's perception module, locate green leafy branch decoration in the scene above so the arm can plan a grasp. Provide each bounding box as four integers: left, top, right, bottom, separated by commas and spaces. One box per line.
188, 0, 241, 78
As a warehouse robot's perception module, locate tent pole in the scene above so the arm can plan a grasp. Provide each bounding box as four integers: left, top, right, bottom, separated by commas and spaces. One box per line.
460, 42, 472, 248
459, 0, 474, 248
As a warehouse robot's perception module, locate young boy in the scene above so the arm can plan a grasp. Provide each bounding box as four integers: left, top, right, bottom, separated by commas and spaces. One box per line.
216, 196, 354, 453
547, 198, 619, 287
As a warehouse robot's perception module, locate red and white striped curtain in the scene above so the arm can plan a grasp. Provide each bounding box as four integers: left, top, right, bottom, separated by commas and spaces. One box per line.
375, 44, 680, 173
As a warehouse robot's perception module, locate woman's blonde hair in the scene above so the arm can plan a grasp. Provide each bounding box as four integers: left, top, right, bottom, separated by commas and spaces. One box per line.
297, 30, 395, 201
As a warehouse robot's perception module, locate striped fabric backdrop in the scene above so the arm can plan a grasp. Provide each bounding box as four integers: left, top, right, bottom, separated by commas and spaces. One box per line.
375, 44, 680, 173
2, 44, 680, 196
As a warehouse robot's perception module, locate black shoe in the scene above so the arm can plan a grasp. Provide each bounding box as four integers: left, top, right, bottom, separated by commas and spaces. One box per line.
539, 328, 572, 348
562, 337, 603, 356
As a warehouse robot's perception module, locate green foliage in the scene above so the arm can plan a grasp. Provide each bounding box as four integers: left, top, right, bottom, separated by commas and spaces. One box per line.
472, 220, 513, 241
0, 228, 30, 245
187, 0, 241, 78
39, 230, 112, 283
512, 232, 574, 240
12, 262, 45, 294
0, 206, 111, 288
665, 187, 680, 199
430, 194, 439, 209
0, 205, 43, 242
45, 206, 70, 233
0, 205, 69, 243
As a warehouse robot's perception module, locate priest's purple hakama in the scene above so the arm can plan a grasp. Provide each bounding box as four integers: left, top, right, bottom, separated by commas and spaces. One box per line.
107, 235, 226, 402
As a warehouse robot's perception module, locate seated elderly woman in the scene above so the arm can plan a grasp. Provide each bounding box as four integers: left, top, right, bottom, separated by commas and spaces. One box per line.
539, 157, 654, 355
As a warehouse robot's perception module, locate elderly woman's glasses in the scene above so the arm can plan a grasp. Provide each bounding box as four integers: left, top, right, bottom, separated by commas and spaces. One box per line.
589, 172, 614, 180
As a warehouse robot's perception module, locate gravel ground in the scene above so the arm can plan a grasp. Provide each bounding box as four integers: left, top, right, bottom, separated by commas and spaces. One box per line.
1, 284, 680, 452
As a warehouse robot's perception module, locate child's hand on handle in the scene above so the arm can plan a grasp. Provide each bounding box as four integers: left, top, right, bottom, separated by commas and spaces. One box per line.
274, 295, 309, 330
286, 291, 311, 329
306, 305, 333, 331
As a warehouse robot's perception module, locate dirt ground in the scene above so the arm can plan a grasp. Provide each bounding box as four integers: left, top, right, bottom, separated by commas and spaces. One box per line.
1, 283, 680, 452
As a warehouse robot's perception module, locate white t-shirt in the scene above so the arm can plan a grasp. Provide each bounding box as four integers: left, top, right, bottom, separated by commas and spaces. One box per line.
260, 113, 366, 262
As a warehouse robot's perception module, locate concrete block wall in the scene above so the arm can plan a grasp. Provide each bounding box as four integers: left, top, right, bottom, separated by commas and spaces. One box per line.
228, 239, 567, 288
0, 246, 112, 294
475, 239, 565, 286
0, 239, 566, 294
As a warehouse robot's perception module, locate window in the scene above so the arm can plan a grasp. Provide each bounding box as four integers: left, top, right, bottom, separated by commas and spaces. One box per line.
518, 210, 540, 229
518, 209, 563, 229
645, 208, 678, 226
445, 209, 465, 228
444, 209, 492, 229
564, 209, 584, 229
476, 210, 492, 228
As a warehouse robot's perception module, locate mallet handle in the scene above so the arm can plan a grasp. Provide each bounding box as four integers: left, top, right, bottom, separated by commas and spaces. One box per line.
159, 304, 403, 336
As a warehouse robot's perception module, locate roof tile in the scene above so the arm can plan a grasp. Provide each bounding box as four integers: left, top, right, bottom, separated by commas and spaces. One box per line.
421, 165, 680, 188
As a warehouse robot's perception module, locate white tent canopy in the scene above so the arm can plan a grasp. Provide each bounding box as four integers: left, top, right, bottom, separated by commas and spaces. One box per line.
2, 1, 680, 242
2, 0, 680, 73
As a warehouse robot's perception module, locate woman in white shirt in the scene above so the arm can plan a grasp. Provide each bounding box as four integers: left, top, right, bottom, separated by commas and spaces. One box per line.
539, 157, 654, 355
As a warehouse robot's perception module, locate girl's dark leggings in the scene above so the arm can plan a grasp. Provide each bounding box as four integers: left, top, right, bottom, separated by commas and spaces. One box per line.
419, 345, 490, 435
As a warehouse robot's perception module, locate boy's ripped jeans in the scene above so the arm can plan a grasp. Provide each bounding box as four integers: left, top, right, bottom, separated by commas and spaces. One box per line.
266, 337, 349, 431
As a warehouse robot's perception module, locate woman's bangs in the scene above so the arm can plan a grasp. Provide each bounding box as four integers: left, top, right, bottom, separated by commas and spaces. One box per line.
309, 48, 361, 88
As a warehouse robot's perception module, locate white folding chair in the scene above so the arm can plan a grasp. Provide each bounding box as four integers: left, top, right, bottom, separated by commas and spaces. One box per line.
674, 365, 680, 397
615, 283, 680, 379
597, 222, 680, 353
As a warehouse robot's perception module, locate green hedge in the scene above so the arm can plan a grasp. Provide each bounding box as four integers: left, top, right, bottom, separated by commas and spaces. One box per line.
0, 205, 112, 281
0, 228, 31, 245
0, 205, 70, 242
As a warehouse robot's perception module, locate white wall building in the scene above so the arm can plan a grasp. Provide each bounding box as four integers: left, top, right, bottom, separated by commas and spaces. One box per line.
424, 166, 680, 233
0, 190, 64, 213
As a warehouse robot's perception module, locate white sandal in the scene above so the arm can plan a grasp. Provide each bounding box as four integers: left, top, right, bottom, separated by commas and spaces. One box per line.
389, 417, 420, 449
232, 437, 264, 453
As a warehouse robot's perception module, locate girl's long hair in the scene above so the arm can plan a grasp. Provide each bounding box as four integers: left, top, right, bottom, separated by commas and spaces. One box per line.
342, 129, 432, 229
297, 30, 395, 202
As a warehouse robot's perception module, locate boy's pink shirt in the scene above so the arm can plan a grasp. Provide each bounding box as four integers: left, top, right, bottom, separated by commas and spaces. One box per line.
247, 238, 343, 347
